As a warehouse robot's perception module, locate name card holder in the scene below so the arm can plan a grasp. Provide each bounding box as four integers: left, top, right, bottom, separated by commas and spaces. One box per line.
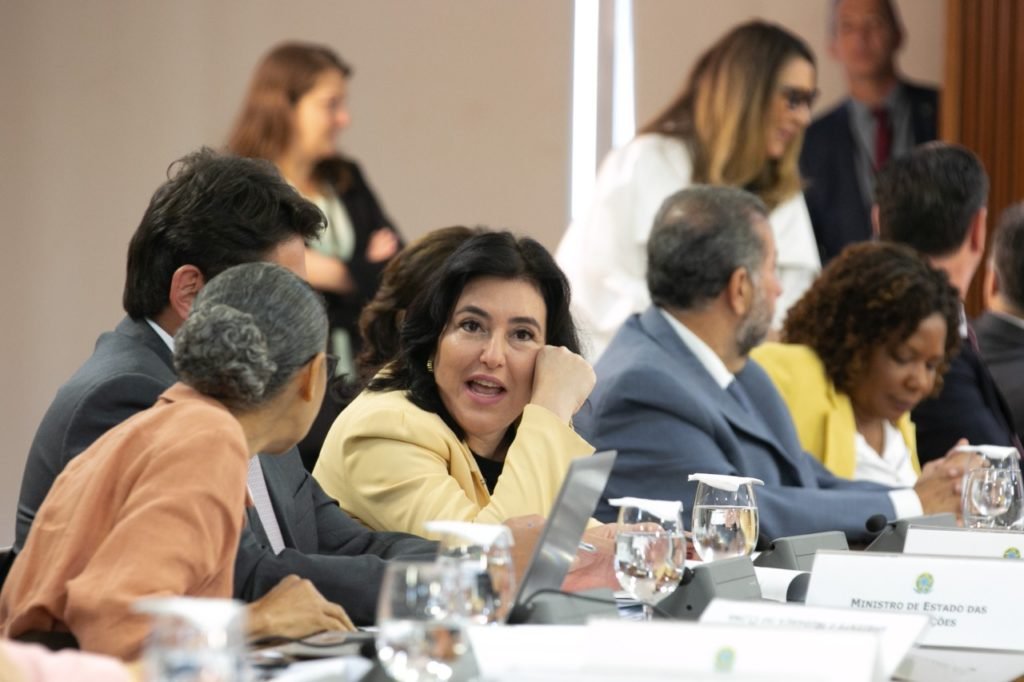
700, 598, 928, 681
468, 622, 879, 681
806, 550, 1024, 651
903, 525, 1024, 559
585, 619, 879, 681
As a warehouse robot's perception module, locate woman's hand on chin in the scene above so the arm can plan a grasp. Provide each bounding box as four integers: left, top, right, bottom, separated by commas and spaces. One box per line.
529, 345, 596, 422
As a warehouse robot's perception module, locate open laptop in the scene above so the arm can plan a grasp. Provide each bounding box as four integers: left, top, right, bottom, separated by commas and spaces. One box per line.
249, 450, 618, 671
506, 449, 617, 623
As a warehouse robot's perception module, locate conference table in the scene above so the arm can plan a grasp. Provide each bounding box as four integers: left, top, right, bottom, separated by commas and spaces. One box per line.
252, 612, 1024, 681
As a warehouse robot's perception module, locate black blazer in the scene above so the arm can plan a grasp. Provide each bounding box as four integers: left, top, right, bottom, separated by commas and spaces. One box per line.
298, 158, 403, 471
800, 82, 938, 263
318, 157, 402, 348
16, 317, 436, 624
911, 326, 1018, 465
975, 312, 1024, 441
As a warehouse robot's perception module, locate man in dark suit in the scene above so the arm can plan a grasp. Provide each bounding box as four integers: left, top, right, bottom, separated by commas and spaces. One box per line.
976, 202, 1024, 440
800, 0, 938, 263
876, 144, 1020, 464
15, 149, 435, 625
575, 186, 962, 542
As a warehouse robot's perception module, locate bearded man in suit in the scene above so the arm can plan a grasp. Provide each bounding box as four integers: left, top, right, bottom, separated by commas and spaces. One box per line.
576, 185, 963, 542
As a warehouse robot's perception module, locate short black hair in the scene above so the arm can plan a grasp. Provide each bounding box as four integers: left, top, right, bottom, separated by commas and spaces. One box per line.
875, 144, 989, 257
647, 185, 769, 310
368, 231, 579, 439
123, 147, 324, 319
993, 202, 1024, 311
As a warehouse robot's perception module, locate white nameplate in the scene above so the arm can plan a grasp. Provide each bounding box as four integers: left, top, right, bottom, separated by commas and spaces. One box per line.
904, 525, 1024, 559
585, 619, 878, 681
469, 622, 878, 681
807, 550, 1024, 651
700, 598, 928, 681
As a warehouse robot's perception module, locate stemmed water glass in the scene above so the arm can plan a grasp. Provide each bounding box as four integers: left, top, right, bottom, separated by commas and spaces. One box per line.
609, 498, 685, 621
962, 466, 1024, 530
689, 474, 762, 561
375, 561, 466, 682
426, 521, 516, 625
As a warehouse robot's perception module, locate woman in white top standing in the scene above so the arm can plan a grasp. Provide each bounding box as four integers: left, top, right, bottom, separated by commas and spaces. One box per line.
557, 20, 822, 360
227, 42, 402, 469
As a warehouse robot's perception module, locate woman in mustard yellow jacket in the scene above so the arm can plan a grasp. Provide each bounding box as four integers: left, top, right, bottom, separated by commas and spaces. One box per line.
314, 232, 596, 539
752, 243, 961, 485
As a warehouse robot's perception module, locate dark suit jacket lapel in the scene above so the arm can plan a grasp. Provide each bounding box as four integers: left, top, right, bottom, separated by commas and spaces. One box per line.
637, 308, 796, 462
734, 364, 815, 485
964, 327, 1020, 435
116, 316, 175, 373
907, 85, 938, 143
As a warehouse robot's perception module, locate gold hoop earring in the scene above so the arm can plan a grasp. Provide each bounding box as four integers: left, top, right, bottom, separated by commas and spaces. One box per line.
426, 359, 434, 373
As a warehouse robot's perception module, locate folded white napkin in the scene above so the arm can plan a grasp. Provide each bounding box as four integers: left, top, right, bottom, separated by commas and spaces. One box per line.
687, 473, 764, 492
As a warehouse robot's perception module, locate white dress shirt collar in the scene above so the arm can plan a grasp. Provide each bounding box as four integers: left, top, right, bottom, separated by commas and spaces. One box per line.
146, 318, 175, 351
658, 308, 734, 389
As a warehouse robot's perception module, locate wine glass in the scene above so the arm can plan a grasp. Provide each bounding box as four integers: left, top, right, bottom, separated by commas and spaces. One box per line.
375, 561, 467, 682
610, 498, 685, 621
427, 521, 516, 625
962, 466, 1024, 530
689, 474, 762, 562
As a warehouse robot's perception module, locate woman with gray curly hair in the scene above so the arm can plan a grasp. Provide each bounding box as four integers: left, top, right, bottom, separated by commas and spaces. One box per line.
0, 262, 352, 660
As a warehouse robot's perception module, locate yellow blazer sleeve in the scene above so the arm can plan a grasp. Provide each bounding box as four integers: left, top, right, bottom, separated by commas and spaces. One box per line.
313, 390, 594, 539
897, 413, 922, 475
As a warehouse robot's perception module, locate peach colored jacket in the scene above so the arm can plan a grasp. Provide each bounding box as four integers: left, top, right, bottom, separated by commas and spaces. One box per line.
0, 384, 249, 660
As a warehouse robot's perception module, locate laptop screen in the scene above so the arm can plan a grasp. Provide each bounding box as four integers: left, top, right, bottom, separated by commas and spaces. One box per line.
507, 450, 617, 621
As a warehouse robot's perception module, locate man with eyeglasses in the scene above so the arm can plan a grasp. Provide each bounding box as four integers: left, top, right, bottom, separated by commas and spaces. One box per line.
800, 0, 938, 263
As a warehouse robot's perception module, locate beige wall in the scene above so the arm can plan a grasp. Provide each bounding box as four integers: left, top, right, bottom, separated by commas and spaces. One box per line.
0, 1, 943, 546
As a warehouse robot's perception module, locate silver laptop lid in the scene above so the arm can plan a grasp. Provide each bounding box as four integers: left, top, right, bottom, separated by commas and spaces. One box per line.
508, 450, 617, 618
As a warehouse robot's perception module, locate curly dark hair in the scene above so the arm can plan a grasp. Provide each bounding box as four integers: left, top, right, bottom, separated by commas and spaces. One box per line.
368, 231, 580, 439
782, 242, 961, 395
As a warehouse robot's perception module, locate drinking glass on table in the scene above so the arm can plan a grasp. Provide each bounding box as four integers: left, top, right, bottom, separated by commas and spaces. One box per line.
376, 561, 466, 682
426, 520, 516, 625
962, 466, 1024, 530
608, 497, 685, 621
135, 597, 247, 682
689, 474, 763, 562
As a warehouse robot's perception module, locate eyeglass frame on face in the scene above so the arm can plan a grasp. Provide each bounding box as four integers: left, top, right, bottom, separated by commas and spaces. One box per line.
778, 85, 819, 112
324, 353, 340, 378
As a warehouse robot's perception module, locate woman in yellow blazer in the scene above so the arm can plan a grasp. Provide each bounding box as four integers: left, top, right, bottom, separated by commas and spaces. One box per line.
752, 243, 961, 485
314, 232, 596, 538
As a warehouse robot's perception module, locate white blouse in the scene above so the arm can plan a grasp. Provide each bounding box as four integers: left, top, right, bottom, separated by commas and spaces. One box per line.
853, 420, 918, 488
556, 133, 821, 361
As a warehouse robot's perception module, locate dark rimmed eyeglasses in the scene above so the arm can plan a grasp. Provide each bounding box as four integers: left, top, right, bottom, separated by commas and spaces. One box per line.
325, 353, 340, 378
779, 86, 819, 111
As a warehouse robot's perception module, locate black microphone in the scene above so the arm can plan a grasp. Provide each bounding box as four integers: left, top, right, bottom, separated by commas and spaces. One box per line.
865, 514, 889, 534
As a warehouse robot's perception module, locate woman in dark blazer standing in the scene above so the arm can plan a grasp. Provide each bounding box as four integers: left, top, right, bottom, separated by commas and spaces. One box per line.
228, 42, 402, 469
